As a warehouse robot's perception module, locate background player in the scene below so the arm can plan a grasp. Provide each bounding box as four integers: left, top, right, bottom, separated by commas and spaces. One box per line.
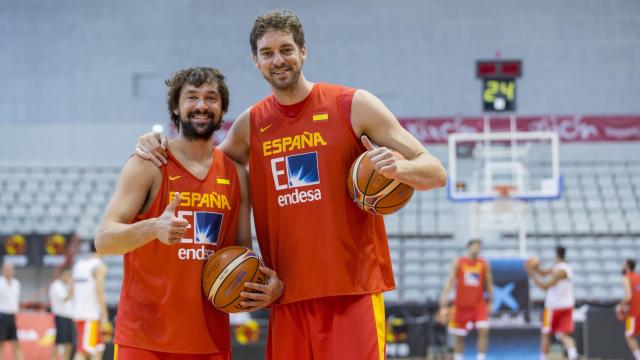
620, 259, 640, 360
96, 67, 282, 359
72, 243, 108, 360
439, 239, 493, 360
526, 246, 578, 360
0, 262, 24, 360
49, 268, 75, 360
134, 9, 446, 360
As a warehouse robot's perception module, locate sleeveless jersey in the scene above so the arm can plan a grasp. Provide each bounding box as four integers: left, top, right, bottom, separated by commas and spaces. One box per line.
72, 256, 104, 320
454, 257, 487, 308
115, 148, 240, 354
545, 262, 575, 309
249, 83, 395, 305
628, 272, 640, 316
50, 279, 72, 318
0, 277, 20, 314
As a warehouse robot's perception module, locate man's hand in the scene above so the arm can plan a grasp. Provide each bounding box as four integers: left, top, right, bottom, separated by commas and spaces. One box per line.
361, 135, 403, 180
154, 193, 188, 245
438, 295, 449, 310
486, 301, 493, 314
435, 306, 449, 325
525, 257, 539, 275
135, 131, 169, 167
100, 316, 113, 342
239, 266, 284, 311
615, 302, 629, 321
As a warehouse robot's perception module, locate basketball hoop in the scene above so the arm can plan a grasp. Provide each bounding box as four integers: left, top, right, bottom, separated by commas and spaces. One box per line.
472, 184, 527, 233
492, 184, 518, 213
448, 118, 559, 257
495, 184, 516, 198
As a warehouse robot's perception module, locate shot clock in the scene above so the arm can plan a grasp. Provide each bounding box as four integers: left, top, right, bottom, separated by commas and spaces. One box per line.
476, 60, 522, 112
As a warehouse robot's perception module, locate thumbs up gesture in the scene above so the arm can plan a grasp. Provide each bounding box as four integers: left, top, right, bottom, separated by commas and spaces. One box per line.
361, 135, 401, 179
154, 192, 189, 245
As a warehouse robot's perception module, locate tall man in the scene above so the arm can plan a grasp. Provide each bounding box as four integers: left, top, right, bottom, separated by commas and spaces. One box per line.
526, 246, 578, 360
440, 239, 494, 360
0, 262, 23, 360
96, 67, 282, 359
135, 10, 446, 359
620, 259, 640, 360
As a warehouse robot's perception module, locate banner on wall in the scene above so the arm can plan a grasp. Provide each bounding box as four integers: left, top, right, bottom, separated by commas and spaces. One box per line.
400, 115, 640, 143
210, 115, 640, 145
1, 233, 74, 267
2, 234, 31, 267
489, 258, 531, 325
41, 233, 72, 267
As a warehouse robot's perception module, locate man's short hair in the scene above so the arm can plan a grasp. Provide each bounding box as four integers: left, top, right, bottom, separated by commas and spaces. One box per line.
556, 246, 566, 260
627, 259, 636, 271
467, 239, 482, 248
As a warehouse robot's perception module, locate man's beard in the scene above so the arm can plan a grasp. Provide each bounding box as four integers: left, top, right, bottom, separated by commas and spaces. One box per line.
179, 110, 221, 141
265, 65, 301, 91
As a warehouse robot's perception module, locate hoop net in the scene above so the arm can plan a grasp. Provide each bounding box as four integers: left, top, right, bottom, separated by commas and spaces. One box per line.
473, 185, 527, 232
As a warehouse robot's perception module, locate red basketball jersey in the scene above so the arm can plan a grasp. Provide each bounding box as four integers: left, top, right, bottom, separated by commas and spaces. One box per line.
115, 148, 240, 354
455, 257, 487, 308
249, 83, 395, 305
628, 272, 640, 317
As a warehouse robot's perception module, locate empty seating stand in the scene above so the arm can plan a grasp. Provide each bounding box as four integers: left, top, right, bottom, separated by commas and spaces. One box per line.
1, 160, 639, 305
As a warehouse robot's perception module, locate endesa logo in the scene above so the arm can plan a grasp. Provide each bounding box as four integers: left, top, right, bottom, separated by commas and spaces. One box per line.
176, 211, 223, 260
271, 151, 322, 207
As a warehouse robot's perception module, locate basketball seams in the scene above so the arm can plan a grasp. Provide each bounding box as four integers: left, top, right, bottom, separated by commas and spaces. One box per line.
202, 246, 267, 313
361, 152, 381, 213
217, 258, 265, 311
374, 185, 414, 209
360, 154, 394, 196
350, 153, 366, 203
371, 182, 401, 213
358, 152, 399, 213
214, 256, 254, 308
202, 247, 239, 291
371, 179, 402, 201
349, 151, 413, 215
207, 249, 250, 300
366, 176, 394, 197
361, 152, 377, 198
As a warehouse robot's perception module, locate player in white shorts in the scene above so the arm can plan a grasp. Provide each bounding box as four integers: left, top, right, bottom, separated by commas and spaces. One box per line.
527, 246, 578, 360
72, 242, 108, 360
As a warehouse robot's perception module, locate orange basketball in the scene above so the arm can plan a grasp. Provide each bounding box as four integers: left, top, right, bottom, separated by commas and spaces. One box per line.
202, 246, 266, 313
347, 150, 414, 215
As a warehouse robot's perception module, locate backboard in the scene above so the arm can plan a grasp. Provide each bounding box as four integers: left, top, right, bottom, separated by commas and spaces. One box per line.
447, 130, 562, 202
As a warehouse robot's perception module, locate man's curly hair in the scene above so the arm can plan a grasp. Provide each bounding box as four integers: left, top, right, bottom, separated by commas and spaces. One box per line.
166, 67, 229, 129
250, 10, 305, 56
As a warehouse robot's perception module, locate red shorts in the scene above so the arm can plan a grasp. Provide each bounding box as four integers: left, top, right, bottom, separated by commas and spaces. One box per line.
75, 320, 104, 355
448, 304, 489, 336
625, 316, 640, 338
266, 294, 386, 360
542, 307, 574, 335
114, 345, 230, 360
